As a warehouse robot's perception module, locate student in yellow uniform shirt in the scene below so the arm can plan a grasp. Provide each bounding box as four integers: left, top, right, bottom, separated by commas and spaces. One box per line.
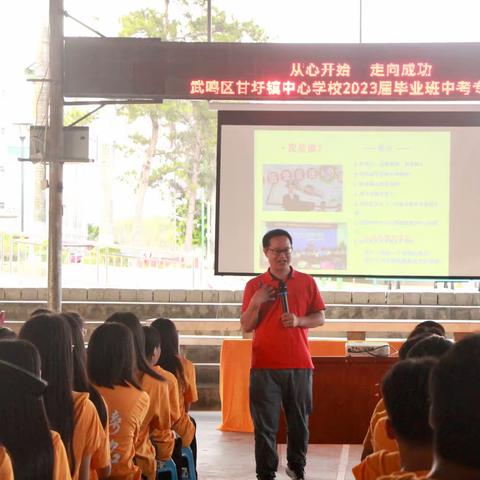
106, 312, 174, 480
88, 322, 150, 480
20, 314, 106, 480
0, 340, 72, 480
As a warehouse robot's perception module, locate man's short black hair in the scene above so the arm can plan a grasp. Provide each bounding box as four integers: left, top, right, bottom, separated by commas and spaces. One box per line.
430, 334, 480, 469
382, 357, 436, 446
262, 229, 293, 249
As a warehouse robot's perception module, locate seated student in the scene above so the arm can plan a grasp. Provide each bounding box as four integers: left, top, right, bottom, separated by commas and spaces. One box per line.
356, 334, 454, 478
371, 335, 454, 454
143, 325, 184, 479
143, 326, 181, 428
20, 314, 106, 480
151, 318, 198, 470
106, 313, 173, 480
361, 331, 432, 460
376, 358, 437, 480
361, 322, 446, 460
61, 313, 111, 480
88, 322, 150, 480
428, 334, 480, 480
0, 339, 72, 480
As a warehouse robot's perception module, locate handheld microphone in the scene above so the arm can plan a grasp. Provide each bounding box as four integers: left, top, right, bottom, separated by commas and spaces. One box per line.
278, 281, 289, 313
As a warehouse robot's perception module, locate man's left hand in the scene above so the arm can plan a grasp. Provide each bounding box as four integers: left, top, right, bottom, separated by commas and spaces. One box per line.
281, 312, 300, 328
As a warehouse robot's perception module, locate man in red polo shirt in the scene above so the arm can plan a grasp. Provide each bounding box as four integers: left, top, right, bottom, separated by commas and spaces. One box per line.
241, 229, 326, 480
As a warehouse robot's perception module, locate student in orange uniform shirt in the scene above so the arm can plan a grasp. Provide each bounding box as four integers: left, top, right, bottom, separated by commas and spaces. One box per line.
20, 314, 107, 480
88, 322, 150, 480
428, 334, 480, 480
106, 312, 174, 480
361, 322, 446, 460
62, 313, 111, 480
151, 317, 198, 471
0, 340, 72, 480
372, 334, 453, 455
143, 326, 181, 427
375, 358, 437, 480
354, 335, 453, 480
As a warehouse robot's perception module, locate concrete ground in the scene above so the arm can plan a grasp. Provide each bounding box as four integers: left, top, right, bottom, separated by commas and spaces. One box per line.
194, 411, 361, 480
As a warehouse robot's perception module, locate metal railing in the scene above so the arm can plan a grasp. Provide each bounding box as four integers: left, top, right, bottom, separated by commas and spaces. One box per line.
0, 233, 214, 289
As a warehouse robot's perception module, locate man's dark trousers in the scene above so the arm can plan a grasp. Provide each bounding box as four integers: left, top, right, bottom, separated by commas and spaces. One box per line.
249, 368, 313, 479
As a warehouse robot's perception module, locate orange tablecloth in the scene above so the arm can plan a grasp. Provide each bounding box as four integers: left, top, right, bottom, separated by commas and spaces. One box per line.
218, 338, 403, 433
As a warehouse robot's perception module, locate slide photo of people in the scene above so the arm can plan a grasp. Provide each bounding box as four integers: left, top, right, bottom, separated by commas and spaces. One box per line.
262, 164, 343, 212
262, 222, 347, 271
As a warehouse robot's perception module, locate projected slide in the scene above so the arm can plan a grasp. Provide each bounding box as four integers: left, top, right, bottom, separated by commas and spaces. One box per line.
216, 112, 480, 278
253, 130, 449, 275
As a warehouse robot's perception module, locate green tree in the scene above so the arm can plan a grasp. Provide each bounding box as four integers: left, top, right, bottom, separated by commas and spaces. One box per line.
118, 1, 267, 249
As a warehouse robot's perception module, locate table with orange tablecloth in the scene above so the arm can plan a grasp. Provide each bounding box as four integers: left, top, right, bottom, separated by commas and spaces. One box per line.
218, 338, 403, 433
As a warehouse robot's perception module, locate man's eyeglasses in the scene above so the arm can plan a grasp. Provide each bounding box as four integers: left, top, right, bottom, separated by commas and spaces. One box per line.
267, 247, 293, 256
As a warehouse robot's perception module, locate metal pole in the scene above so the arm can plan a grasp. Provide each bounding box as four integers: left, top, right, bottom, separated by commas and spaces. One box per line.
359, 0, 363, 43
207, 0, 212, 42
20, 138, 25, 233
47, 0, 64, 311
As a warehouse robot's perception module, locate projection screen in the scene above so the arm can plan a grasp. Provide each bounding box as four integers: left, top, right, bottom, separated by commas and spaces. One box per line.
215, 111, 480, 279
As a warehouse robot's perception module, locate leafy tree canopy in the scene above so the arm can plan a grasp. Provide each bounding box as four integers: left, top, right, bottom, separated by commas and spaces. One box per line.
116, 1, 267, 247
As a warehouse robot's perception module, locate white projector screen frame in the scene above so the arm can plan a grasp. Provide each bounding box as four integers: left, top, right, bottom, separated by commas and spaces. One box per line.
215, 111, 480, 279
